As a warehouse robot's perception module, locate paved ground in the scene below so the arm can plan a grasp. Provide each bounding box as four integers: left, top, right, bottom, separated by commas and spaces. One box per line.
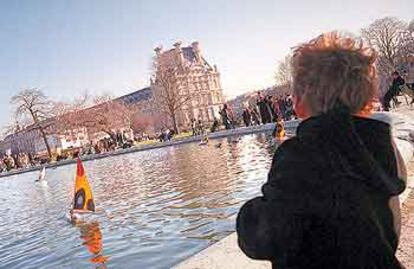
397, 160, 414, 268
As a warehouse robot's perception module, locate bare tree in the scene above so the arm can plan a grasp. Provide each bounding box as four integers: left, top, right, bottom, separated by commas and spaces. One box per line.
151, 56, 193, 134
10, 88, 53, 158
50, 90, 92, 144
130, 113, 154, 135
275, 54, 293, 90
361, 17, 412, 78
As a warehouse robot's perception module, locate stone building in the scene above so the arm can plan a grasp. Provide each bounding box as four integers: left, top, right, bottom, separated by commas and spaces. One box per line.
151, 41, 224, 128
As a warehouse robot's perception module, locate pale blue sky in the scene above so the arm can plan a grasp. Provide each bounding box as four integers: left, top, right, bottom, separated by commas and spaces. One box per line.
0, 0, 413, 128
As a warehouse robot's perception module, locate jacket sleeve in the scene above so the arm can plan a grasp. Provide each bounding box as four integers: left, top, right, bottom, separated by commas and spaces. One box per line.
236, 139, 317, 261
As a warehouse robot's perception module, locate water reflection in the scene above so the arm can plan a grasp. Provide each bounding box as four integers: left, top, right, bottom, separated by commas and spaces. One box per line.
0, 133, 279, 269
77, 222, 109, 269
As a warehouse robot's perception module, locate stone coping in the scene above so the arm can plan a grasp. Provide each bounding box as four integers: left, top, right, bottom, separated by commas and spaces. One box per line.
0, 120, 300, 179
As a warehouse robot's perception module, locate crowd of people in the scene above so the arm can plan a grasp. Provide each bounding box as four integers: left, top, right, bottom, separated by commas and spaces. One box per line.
242, 92, 295, 127
1, 152, 35, 172
0, 130, 136, 173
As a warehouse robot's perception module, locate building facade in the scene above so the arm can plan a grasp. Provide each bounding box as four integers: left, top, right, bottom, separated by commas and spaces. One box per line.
1, 41, 225, 156
151, 41, 224, 128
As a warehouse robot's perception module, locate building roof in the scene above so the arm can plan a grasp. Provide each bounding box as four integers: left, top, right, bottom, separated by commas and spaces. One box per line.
116, 87, 153, 105
182, 46, 213, 70
182, 47, 196, 62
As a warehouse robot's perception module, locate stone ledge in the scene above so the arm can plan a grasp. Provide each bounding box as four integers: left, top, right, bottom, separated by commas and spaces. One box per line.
0, 121, 300, 179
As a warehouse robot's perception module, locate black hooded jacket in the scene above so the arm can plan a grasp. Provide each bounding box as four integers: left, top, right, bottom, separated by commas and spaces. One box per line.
237, 110, 406, 269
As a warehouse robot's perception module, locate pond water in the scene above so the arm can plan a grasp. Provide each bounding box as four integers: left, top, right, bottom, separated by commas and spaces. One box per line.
0, 133, 283, 269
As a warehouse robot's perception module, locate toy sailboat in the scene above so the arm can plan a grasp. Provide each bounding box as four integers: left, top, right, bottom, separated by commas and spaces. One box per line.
39, 166, 46, 180
35, 167, 47, 186
274, 119, 286, 139
70, 159, 95, 222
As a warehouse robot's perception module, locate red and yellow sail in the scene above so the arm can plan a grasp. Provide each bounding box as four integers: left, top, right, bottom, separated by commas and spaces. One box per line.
276, 120, 286, 139
73, 158, 95, 212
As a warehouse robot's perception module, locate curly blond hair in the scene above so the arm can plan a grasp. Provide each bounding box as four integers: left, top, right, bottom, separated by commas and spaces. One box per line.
292, 32, 377, 114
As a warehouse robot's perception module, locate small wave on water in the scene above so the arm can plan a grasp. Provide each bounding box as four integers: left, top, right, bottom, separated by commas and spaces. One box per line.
0, 133, 282, 269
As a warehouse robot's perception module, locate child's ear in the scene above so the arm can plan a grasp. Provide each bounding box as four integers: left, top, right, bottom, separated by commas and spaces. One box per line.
293, 95, 310, 119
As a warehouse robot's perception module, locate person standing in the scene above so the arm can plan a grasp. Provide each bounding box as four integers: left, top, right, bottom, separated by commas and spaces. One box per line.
220, 104, 234, 129
271, 96, 281, 121
197, 118, 204, 135
242, 107, 252, 127
383, 71, 405, 111
257, 92, 272, 124
191, 118, 197, 136
210, 117, 219, 133
251, 107, 261, 126
404, 61, 414, 104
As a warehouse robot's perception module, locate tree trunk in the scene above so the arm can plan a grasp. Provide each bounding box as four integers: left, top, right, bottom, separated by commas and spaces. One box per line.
38, 126, 52, 159
29, 109, 52, 159
171, 113, 179, 134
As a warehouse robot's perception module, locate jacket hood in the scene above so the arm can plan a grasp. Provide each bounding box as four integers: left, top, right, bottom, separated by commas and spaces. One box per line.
296, 104, 405, 196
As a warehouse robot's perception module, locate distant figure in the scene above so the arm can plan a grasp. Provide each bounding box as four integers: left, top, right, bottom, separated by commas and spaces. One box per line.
210, 117, 219, 133
220, 104, 233, 129
383, 71, 405, 111
191, 118, 197, 136
271, 96, 281, 121
406, 60, 414, 95
197, 118, 204, 135
242, 107, 252, 127
251, 107, 261, 125
401, 70, 414, 104
284, 96, 294, 120
257, 93, 272, 124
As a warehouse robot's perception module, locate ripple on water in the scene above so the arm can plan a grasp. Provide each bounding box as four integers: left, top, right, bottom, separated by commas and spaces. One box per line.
0, 133, 277, 269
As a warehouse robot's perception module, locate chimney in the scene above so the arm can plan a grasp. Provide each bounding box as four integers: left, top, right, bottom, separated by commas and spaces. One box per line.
173, 41, 182, 51
192, 41, 200, 51
154, 46, 162, 57
192, 41, 201, 63
174, 41, 183, 65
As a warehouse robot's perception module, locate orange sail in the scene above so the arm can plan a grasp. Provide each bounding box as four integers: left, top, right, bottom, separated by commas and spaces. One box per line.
73, 158, 95, 212
276, 120, 286, 139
